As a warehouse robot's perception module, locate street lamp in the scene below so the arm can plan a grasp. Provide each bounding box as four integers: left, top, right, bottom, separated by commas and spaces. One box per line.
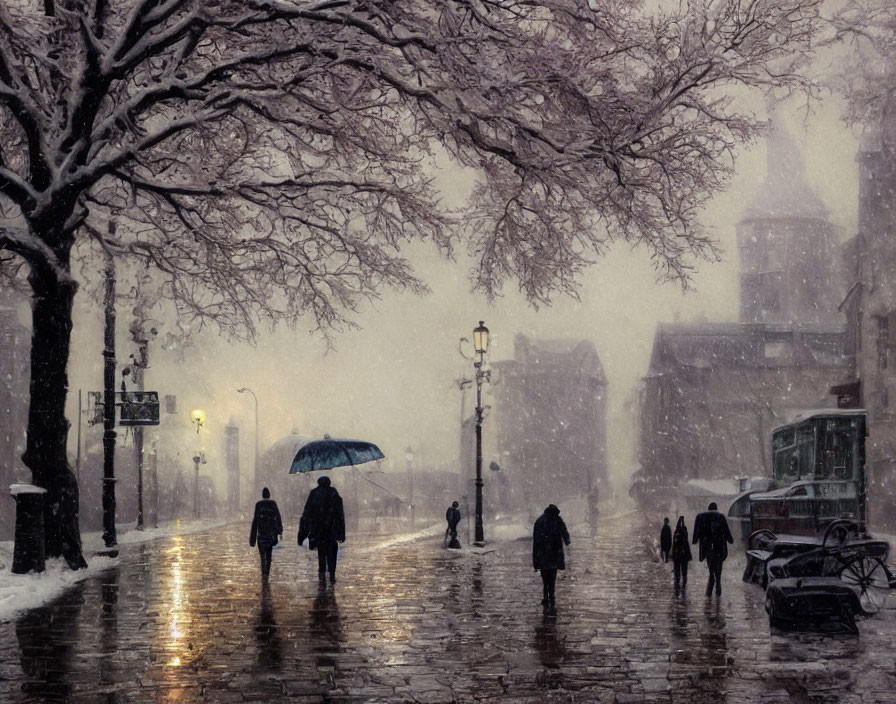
472, 320, 490, 546
192, 450, 207, 519
190, 408, 207, 519
405, 446, 415, 530
237, 387, 259, 506
190, 408, 206, 433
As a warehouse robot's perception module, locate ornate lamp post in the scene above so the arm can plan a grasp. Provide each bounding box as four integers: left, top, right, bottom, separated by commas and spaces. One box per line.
472, 321, 490, 546
237, 387, 259, 505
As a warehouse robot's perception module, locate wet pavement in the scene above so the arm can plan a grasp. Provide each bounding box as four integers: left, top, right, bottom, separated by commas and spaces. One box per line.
1, 514, 895, 703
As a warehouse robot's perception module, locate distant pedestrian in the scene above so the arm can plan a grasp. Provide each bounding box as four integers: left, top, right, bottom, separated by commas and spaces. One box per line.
445, 501, 461, 548
249, 487, 283, 580
532, 504, 571, 609
660, 517, 672, 563
692, 502, 734, 597
671, 516, 692, 592
297, 476, 346, 583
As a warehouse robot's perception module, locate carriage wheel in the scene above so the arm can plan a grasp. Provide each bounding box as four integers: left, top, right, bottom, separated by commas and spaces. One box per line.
748, 528, 777, 551
838, 555, 892, 615
823, 519, 859, 549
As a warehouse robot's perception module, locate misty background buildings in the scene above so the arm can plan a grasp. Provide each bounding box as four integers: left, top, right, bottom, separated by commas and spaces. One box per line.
0, 100, 890, 539
3, 96, 896, 539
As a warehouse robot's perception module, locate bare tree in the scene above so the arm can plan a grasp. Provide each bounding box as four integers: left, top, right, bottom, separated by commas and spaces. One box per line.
0, 0, 825, 567
827, 0, 896, 155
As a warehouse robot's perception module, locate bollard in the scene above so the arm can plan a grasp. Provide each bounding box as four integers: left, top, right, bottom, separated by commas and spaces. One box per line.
10, 484, 47, 574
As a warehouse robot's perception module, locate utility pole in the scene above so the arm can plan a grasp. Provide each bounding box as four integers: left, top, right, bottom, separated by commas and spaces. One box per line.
101, 225, 117, 548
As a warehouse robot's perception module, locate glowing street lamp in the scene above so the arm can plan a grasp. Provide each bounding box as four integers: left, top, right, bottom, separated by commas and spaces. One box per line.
190, 408, 207, 434
472, 321, 490, 546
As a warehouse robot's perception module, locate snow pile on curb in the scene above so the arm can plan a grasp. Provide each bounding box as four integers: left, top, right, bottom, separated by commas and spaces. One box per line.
0, 516, 236, 624
0, 548, 118, 623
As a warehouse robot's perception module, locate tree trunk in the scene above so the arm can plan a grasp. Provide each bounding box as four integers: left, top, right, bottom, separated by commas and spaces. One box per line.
22, 265, 87, 569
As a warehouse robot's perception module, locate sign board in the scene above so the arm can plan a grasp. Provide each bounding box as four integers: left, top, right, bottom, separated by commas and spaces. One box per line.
118, 391, 160, 426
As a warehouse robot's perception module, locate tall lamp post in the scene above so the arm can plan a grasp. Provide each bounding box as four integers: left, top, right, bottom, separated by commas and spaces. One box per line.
472, 321, 490, 546
237, 387, 259, 506
405, 446, 415, 531
190, 409, 207, 519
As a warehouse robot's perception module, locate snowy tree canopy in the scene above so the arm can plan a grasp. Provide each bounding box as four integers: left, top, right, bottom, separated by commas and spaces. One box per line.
828, 0, 896, 140
0, 0, 826, 333
0, 0, 833, 569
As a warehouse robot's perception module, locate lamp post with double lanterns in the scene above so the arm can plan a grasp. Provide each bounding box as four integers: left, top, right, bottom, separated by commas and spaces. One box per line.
472, 321, 490, 546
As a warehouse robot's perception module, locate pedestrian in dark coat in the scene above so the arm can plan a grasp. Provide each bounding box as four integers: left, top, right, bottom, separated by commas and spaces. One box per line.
297, 476, 346, 583
660, 517, 672, 563
532, 504, 571, 608
692, 502, 734, 596
249, 487, 283, 579
671, 516, 692, 591
445, 501, 461, 547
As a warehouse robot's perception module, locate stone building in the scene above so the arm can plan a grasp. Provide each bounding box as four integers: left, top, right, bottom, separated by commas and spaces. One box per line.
639, 323, 849, 489
481, 334, 608, 523
638, 119, 848, 494
834, 125, 896, 532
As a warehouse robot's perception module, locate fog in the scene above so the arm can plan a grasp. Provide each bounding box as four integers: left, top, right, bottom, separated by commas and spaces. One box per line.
58, 97, 860, 503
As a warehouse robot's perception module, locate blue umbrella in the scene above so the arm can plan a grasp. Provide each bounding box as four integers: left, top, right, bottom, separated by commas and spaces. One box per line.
289, 435, 385, 473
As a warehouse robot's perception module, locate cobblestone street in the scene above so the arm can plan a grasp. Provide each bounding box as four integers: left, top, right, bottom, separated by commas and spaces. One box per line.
1, 513, 895, 703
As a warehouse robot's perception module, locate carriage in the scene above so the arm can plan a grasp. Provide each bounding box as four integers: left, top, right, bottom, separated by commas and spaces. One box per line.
739, 410, 896, 630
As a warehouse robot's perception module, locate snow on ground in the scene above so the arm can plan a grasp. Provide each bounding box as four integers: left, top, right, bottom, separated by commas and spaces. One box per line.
0, 516, 234, 624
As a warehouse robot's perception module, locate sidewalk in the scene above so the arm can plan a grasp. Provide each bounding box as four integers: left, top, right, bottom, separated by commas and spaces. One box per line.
2, 513, 895, 703
0, 516, 234, 622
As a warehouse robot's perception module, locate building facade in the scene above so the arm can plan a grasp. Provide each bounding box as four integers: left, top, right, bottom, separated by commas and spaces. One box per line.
835, 129, 896, 532
639, 323, 850, 490
485, 334, 608, 524
638, 119, 848, 498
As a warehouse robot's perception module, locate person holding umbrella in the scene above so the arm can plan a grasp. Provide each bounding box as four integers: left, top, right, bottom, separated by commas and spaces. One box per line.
298, 476, 346, 583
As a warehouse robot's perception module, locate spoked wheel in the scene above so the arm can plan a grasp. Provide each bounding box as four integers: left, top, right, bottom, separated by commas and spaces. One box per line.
823, 519, 860, 549
748, 528, 777, 551
839, 555, 892, 615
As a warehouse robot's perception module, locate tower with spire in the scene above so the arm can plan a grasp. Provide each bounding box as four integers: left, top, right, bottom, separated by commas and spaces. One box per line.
737, 116, 845, 328
637, 115, 850, 495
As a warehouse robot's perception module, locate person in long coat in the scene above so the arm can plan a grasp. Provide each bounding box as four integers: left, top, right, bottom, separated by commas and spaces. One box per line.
532, 504, 571, 608
660, 517, 672, 563
249, 487, 283, 579
445, 501, 461, 548
297, 476, 346, 583
671, 516, 692, 591
692, 502, 734, 596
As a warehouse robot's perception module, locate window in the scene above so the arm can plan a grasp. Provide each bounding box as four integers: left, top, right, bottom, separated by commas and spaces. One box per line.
773, 427, 798, 482
820, 419, 857, 480
796, 423, 815, 479
765, 341, 792, 359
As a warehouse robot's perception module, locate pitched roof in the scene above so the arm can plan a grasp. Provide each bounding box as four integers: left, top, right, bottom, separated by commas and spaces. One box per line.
507, 334, 607, 383
646, 322, 847, 375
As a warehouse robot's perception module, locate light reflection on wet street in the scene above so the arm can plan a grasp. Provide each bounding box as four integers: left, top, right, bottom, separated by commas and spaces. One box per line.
1, 515, 895, 702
